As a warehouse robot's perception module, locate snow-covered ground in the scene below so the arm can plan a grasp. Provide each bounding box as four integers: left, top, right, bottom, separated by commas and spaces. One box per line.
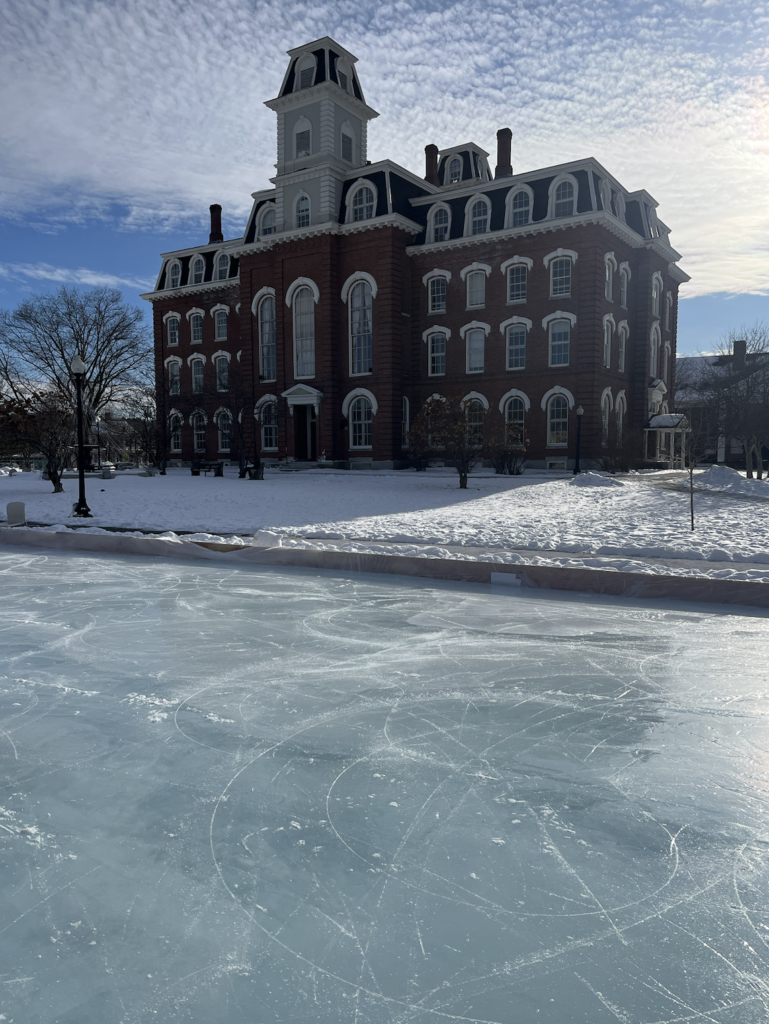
2, 464, 769, 581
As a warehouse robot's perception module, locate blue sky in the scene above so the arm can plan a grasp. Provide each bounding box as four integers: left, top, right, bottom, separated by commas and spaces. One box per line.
2, 0, 768, 355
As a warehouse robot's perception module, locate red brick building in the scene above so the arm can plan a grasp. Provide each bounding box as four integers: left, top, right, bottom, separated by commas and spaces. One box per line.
142, 36, 689, 469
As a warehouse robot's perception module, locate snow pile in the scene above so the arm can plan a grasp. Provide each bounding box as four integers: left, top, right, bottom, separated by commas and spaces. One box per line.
696, 465, 769, 497
569, 471, 623, 488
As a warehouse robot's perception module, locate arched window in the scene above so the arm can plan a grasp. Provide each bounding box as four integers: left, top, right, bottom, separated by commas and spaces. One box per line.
511, 190, 530, 227
341, 130, 353, 162
507, 325, 526, 370
650, 325, 660, 377
548, 395, 569, 446
429, 276, 446, 313
192, 258, 204, 285
216, 356, 229, 392
466, 329, 485, 373
663, 343, 671, 382
192, 411, 206, 451
168, 361, 180, 395
170, 414, 182, 452
618, 325, 627, 372
190, 312, 203, 344
603, 321, 612, 368
620, 268, 628, 308
191, 358, 204, 394
601, 393, 611, 445
466, 271, 485, 308
616, 398, 625, 445
664, 294, 672, 331
401, 397, 409, 447
652, 275, 662, 316
350, 280, 373, 375
217, 410, 231, 452
554, 180, 575, 218
297, 57, 315, 90
350, 395, 372, 448
505, 396, 525, 429
550, 258, 571, 297
507, 264, 527, 303
293, 286, 315, 377
296, 195, 310, 229
167, 316, 179, 346
549, 321, 570, 367
466, 399, 484, 445
216, 254, 229, 281
431, 206, 449, 242
429, 333, 446, 376
352, 186, 374, 221
470, 199, 488, 235
259, 296, 276, 381
260, 207, 276, 237
215, 310, 227, 340
169, 263, 181, 289
448, 157, 462, 184
605, 260, 613, 300
261, 402, 278, 450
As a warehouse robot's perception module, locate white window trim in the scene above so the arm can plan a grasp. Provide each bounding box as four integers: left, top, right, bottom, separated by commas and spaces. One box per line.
604, 251, 618, 272
460, 321, 491, 339
616, 389, 627, 412
185, 307, 205, 322
547, 173, 580, 219
462, 391, 489, 410
499, 316, 532, 334
164, 355, 182, 368
254, 393, 278, 418
293, 52, 317, 92
427, 202, 452, 243
445, 154, 463, 187
500, 256, 533, 275
603, 312, 616, 331
188, 408, 208, 425
463, 196, 492, 237
499, 388, 531, 414
163, 310, 181, 324
341, 271, 378, 303
504, 185, 535, 229
342, 387, 378, 417
340, 121, 354, 162
212, 251, 231, 282
427, 332, 447, 377
651, 272, 664, 315
188, 254, 206, 285
187, 353, 207, 366
257, 203, 277, 238
345, 179, 378, 224
422, 325, 452, 343
459, 262, 492, 282
619, 260, 631, 280
650, 321, 661, 376
294, 191, 311, 228
293, 116, 312, 159
213, 406, 232, 425
540, 386, 575, 411
212, 350, 231, 363
542, 311, 576, 330
422, 268, 452, 286
285, 277, 320, 307
210, 303, 230, 318
543, 248, 578, 269
167, 261, 182, 290
465, 330, 486, 374
600, 386, 614, 411
251, 286, 276, 316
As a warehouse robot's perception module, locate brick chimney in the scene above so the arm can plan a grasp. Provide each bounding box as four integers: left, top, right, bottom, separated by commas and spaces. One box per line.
209, 204, 223, 244
424, 144, 439, 186
495, 128, 513, 178
733, 338, 747, 369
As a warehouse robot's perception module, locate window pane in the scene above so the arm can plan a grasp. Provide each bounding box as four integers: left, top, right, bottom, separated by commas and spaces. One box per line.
466, 400, 484, 444
620, 271, 627, 307
168, 362, 180, 395
467, 271, 485, 308
350, 397, 372, 447
507, 326, 526, 369
338, 72, 348, 92
554, 181, 574, 218
449, 158, 461, 183
193, 414, 206, 451
259, 296, 276, 380
508, 265, 527, 302
261, 402, 278, 450
548, 396, 568, 445
618, 330, 626, 372
511, 191, 530, 227
261, 208, 276, 236
296, 196, 309, 228
551, 258, 571, 297
429, 277, 446, 312
216, 357, 229, 391
352, 186, 374, 221
170, 264, 180, 288
217, 255, 229, 281
191, 314, 203, 343
170, 416, 182, 452
299, 67, 314, 89
215, 310, 227, 340
506, 397, 524, 428
549, 321, 570, 366
603, 324, 611, 368
192, 360, 204, 394
433, 207, 449, 241
467, 329, 484, 372
350, 281, 373, 375
295, 130, 311, 157
294, 287, 315, 377
193, 258, 204, 284
471, 201, 488, 235
341, 133, 352, 162
218, 412, 231, 451
167, 318, 179, 346
429, 334, 446, 375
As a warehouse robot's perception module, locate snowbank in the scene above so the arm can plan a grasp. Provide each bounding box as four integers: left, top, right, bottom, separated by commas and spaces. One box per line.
696, 465, 769, 496
569, 471, 623, 488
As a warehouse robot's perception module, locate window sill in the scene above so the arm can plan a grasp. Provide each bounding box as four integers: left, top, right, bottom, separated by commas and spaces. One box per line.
190, 341, 202, 345
429, 308, 447, 315
466, 306, 485, 312
466, 369, 484, 374
550, 294, 571, 300
294, 375, 316, 381
548, 364, 570, 369
506, 299, 526, 305
546, 443, 568, 449
506, 367, 525, 372
428, 373, 445, 378
350, 446, 373, 451
350, 371, 373, 377
262, 448, 278, 452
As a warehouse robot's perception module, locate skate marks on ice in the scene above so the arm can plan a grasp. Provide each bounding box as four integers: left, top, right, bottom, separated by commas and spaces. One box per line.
0, 551, 767, 1023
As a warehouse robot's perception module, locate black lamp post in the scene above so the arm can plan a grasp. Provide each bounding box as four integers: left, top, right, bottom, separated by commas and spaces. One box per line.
573, 405, 584, 475
95, 416, 102, 469
70, 355, 92, 518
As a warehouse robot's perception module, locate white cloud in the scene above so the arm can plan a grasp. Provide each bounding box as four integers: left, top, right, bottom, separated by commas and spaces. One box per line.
1, 0, 768, 296
0, 262, 154, 290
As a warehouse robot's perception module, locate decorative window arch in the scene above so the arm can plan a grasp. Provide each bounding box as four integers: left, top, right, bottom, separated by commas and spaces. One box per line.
544, 249, 577, 298
292, 284, 316, 378
190, 255, 205, 285
499, 388, 531, 414
210, 303, 229, 341
214, 252, 230, 281
542, 310, 577, 330
255, 393, 278, 417
189, 357, 204, 394
461, 262, 491, 310
164, 312, 180, 347
546, 394, 570, 447
401, 396, 410, 447
543, 248, 578, 269
462, 391, 490, 410
348, 279, 373, 376
164, 354, 182, 368
500, 316, 531, 371
465, 397, 485, 444
650, 323, 661, 377
461, 322, 489, 374
165, 356, 181, 395
601, 389, 613, 445
190, 409, 207, 452
342, 387, 379, 417
348, 395, 373, 449
615, 390, 627, 444
619, 262, 630, 308
446, 156, 462, 185
295, 193, 310, 229
501, 256, 532, 304
295, 53, 317, 91
604, 252, 617, 300
425, 330, 447, 376
422, 269, 451, 313
168, 261, 181, 290
256, 294, 276, 382
285, 277, 320, 307
463, 195, 491, 237
213, 407, 232, 452
540, 385, 575, 411
651, 272, 663, 317
664, 291, 673, 331
213, 351, 230, 392
258, 204, 277, 238
663, 341, 671, 382
251, 286, 276, 315
186, 352, 206, 366
548, 174, 579, 219
618, 320, 628, 372
603, 313, 615, 368
340, 121, 354, 162
614, 192, 627, 222
259, 400, 279, 451
345, 180, 377, 223
169, 409, 183, 452
427, 203, 451, 243
336, 59, 351, 93
341, 271, 378, 303
505, 185, 534, 229
293, 116, 312, 161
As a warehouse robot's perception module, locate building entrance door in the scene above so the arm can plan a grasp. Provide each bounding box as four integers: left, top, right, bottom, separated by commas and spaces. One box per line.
295, 405, 317, 461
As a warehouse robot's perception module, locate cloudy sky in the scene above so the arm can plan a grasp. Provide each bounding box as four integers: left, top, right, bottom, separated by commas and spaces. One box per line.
1, 0, 768, 352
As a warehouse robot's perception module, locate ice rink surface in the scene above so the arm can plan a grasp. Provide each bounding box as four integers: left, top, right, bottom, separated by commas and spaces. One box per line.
1, 551, 768, 1024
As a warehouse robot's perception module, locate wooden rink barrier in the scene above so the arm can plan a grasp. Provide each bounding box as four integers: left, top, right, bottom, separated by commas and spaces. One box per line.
1, 527, 768, 610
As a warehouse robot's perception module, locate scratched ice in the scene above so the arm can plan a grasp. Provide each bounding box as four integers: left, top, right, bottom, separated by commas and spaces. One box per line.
0, 552, 768, 1023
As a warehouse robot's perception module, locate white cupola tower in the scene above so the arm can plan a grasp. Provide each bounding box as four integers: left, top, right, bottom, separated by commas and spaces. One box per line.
263, 38, 379, 230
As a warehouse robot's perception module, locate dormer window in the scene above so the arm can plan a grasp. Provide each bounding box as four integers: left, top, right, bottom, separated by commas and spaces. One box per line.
169, 263, 180, 289
554, 181, 574, 218
192, 257, 204, 285
296, 129, 311, 158
352, 186, 374, 221
433, 207, 449, 242
338, 71, 348, 91
296, 195, 310, 229
217, 254, 229, 281
260, 207, 276, 237
511, 191, 530, 227
341, 132, 353, 162
448, 157, 461, 184
470, 199, 488, 235
299, 64, 314, 89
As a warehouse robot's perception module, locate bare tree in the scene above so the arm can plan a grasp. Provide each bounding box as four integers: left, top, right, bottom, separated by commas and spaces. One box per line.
407, 394, 485, 488
0, 392, 74, 492
483, 415, 527, 475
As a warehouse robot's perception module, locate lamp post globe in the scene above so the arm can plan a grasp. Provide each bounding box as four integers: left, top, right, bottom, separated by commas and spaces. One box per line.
573, 405, 584, 475
70, 354, 92, 518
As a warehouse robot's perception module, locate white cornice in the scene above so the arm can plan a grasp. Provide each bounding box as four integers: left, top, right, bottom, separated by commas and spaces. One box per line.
159, 239, 242, 259
140, 278, 240, 303
264, 79, 379, 122
230, 214, 423, 259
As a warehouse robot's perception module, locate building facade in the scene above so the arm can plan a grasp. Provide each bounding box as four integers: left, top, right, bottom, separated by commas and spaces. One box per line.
142, 37, 689, 469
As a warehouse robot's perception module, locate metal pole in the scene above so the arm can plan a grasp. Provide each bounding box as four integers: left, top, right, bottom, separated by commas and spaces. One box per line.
73, 372, 92, 517
96, 418, 101, 469
573, 409, 583, 475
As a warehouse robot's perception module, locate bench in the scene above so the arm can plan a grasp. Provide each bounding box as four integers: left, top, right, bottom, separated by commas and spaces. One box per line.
190, 460, 224, 477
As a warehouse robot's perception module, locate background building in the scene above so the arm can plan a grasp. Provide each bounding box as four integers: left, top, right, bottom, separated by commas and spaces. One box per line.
142, 37, 689, 469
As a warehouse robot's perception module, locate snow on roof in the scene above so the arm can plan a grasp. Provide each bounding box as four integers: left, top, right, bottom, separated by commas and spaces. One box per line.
648, 413, 687, 428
